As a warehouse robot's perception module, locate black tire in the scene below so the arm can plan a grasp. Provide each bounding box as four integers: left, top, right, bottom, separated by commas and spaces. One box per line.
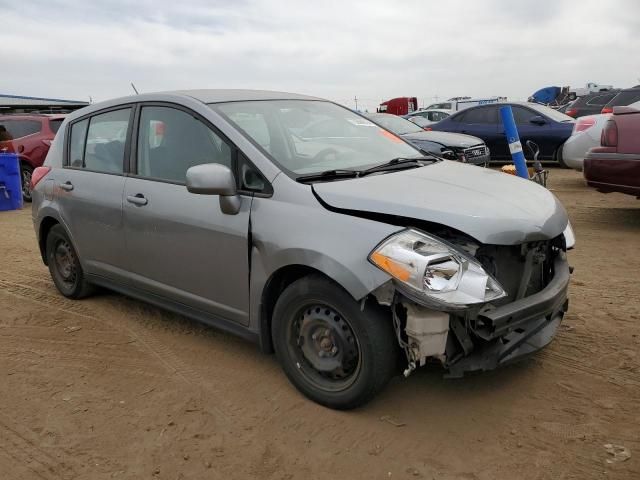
555, 147, 569, 169
272, 275, 398, 409
21, 163, 33, 202
46, 224, 93, 299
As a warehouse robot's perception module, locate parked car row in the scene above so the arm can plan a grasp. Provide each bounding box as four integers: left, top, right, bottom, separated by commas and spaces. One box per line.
562, 100, 640, 171
428, 102, 574, 166
583, 105, 640, 198
0, 113, 66, 201
562, 85, 640, 118
366, 113, 490, 165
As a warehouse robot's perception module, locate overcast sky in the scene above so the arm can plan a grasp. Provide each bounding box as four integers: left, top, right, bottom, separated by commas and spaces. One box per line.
1, 0, 638, 111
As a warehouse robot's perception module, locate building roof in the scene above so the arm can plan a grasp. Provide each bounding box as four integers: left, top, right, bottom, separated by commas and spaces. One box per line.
0, 93, 89, 107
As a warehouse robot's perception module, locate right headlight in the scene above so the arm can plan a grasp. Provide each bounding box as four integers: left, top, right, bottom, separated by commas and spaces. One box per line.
369, 229, 507, 310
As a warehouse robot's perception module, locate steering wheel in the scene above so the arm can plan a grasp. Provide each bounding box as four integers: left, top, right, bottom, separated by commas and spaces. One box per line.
312, 148, 340, 164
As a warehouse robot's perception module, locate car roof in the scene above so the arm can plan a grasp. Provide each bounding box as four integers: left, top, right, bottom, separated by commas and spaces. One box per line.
63, 89, 327, 123
409, 109, 450, 114
111, 89, 321, 105
173, 89, 322, 103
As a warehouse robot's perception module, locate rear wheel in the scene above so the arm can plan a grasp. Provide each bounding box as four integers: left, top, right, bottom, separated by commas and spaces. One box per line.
272, 275, 397, 409
21, 163, 33, 202
46, 225, 93, 299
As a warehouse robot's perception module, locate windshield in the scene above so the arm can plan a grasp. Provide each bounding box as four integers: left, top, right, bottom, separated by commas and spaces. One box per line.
212, 100, 422, 175
527, 103, 574, 122
368, 114, 423, 135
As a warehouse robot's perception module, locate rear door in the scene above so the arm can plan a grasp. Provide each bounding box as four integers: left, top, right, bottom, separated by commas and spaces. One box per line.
123, 104, 252, 325
453, 106, 503, 157
55, 107, 133, 282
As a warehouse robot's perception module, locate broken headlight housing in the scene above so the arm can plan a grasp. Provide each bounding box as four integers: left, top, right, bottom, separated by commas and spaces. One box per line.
369, 229, 507, 310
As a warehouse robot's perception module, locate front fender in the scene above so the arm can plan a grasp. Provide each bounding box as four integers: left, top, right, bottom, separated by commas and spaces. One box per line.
247, 188, 400, 342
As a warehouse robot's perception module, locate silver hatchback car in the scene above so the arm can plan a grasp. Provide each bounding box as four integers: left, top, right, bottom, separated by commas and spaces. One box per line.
31, 90, 574, 409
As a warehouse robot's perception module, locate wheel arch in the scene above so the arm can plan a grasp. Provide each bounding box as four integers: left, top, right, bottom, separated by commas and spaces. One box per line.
259, 264, 334, 354
38, 216, 60, 265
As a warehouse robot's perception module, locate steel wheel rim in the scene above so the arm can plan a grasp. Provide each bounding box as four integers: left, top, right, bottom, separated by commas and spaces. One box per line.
288, 304, 362, 392
22, 169, 32, 199
54, 240, 77, 287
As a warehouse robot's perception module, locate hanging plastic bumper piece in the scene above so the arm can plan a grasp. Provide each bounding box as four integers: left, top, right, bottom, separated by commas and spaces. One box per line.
445, 253, 570, 378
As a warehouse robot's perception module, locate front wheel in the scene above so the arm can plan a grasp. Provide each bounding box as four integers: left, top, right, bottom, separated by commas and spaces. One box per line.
272, 275, 398, 409
21, 163, 33, 202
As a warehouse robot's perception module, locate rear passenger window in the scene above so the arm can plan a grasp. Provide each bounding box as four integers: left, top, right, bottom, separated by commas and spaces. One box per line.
458, 107, 497, 124
83, 109, 130, 174
136, 106, 232, 183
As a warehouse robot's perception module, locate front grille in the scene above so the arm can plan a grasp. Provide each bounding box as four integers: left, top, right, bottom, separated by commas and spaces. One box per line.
474, 239, 558, 305
463, 145, 488, 158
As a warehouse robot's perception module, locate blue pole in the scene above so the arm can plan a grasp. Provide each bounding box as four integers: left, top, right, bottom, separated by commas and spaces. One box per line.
499, 105, 529, 179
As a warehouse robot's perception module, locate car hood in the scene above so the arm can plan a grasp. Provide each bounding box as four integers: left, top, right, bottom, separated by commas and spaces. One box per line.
401, 130, 483, 147
312, 161, 568, 245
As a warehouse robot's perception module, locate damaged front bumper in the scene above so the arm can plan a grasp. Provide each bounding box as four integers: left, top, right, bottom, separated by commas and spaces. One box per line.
446, 254, 570, 377
384, 252, 570, 378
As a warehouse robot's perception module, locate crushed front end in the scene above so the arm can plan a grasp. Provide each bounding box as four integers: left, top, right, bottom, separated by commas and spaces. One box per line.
370, 228, 572, 377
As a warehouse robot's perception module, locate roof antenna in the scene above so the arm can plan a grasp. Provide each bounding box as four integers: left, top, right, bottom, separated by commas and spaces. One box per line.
131, 83, 139, 95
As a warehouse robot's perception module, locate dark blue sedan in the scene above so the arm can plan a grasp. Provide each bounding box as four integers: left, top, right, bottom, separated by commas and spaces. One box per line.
429, 102, 575, 166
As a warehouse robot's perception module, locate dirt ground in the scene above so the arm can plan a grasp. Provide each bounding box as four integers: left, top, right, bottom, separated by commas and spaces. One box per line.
0, 168, 638, 480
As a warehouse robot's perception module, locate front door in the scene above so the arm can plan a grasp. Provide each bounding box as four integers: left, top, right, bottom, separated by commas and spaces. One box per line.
123, 105, 251, 325
509, 106, 555, 160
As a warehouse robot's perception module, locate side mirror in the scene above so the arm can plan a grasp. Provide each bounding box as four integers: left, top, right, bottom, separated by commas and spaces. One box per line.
530, 115, 546, 125
186, 163, 241, 215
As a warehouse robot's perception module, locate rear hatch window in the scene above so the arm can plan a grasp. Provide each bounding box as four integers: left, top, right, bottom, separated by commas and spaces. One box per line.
607, 90, 640, 107
0, 119, 42, 140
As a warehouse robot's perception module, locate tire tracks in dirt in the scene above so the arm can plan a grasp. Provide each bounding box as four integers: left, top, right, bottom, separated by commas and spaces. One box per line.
0, 276, 241, 425
0, 413, 78, 480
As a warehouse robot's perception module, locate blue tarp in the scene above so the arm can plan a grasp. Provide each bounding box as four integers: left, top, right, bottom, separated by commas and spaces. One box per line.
530, 86, 561, 104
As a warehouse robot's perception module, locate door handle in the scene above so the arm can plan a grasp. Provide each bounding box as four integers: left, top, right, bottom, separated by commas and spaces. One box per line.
59, 181, 74, 191
126, 194, 148, 206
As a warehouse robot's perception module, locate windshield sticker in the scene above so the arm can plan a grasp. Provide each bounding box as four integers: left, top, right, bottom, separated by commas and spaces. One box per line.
378, 129, 403, 143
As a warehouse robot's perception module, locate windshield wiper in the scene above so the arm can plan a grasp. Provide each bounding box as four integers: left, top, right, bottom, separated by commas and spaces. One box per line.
296, 169, 361, 183
359, 157, 433, 176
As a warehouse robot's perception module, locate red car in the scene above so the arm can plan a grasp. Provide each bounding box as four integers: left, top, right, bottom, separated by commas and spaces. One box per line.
0, 114, 65, 201
583, 106, 640, 198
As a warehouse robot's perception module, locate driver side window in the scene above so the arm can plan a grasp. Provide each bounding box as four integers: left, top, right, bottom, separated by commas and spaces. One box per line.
137, 106, 232, 183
